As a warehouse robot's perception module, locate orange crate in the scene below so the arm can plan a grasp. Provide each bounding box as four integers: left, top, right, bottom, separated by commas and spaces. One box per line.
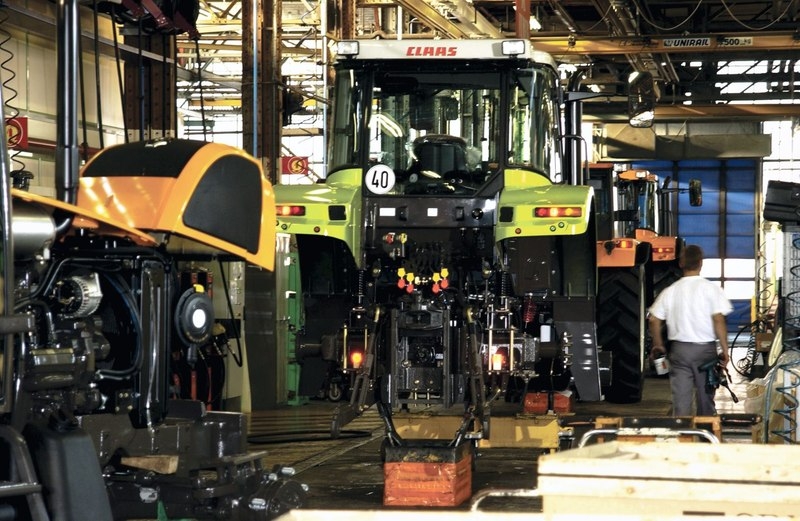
383, 441, 472, 507
523, 391, 574, 414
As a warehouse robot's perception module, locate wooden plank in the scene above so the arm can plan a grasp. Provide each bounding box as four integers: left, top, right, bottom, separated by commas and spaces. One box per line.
121, 455, 179, 474
540, 441, 800, 482
391, 412, 563, 449
537, 441, 800, 517
542, 479, 800, 517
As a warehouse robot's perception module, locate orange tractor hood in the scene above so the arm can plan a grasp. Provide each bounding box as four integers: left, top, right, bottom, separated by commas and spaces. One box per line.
76, 139, 276, 270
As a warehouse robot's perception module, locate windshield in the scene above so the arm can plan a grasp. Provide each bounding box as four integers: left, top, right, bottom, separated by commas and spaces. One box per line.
328, 61, 562, 195
617, 178, 659, 235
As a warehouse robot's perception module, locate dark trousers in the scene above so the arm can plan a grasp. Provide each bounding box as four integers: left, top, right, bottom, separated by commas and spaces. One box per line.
668, 341, 719, 416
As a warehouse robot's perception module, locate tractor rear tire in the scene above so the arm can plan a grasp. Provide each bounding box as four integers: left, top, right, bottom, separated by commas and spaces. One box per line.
652, 260, 682, 301
598, 265, 647, 404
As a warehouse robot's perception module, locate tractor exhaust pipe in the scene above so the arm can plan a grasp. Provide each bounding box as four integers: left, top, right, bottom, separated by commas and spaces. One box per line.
56, 0, 80, 206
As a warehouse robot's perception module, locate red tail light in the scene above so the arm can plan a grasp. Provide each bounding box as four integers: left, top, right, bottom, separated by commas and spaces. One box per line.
534, 207, 582, 218
278, 205, 306, 216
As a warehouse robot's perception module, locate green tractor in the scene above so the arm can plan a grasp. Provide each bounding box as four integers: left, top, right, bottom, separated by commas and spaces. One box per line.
276, 39, 622, 442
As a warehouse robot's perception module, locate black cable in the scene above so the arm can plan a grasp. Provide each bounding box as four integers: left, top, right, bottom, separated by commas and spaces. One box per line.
77, 18, 89, 163
0, 3, 29, 186
92, 0, 104, 148
161, 33, 168, 139
111, 6, 129, 143
137, 18, 144, 142
194, 38, 207, 141
730, 320, 756, 378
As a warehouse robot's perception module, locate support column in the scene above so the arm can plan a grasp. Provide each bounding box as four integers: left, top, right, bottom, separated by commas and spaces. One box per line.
123, 33, 176, 141
515, 0, 530, 39
339, 0, 356, 39
241, 0, 284, 410
242, 0, 282, 185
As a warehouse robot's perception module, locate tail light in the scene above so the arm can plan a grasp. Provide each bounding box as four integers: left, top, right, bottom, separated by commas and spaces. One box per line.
277, 205, 306, 216
534, 206, 582, 218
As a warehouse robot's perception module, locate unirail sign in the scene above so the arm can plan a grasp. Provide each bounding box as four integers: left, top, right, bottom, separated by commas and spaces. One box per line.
662, 36, 754, 48
663, 37, 711, 48
718, 36, 754, 47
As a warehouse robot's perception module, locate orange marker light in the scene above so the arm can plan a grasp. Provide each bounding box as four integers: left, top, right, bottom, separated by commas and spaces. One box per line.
491, 353, 505, 371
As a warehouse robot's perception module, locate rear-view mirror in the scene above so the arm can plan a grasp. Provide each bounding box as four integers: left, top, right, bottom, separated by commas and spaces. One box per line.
628, 71, 656, 128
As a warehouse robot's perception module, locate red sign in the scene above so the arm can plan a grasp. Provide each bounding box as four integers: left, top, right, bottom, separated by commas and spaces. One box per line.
281, 156, 308, 175
6, 116, 28, 150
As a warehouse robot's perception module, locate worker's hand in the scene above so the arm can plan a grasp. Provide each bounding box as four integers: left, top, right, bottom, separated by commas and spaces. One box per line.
649, 345, 666, 361
718, 351, 731, 368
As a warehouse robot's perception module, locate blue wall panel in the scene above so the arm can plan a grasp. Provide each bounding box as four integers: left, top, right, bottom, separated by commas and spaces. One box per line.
726, 214, 755, 235
681, 193, 720, 214
729, 300, 751, 328
679, 214, 720, 234
727, 191, 756, 214
727, 236, 755, 258
635, 158, 758, 332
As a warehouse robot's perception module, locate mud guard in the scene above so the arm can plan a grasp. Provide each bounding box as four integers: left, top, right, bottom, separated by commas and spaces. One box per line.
553, 297, 603, 401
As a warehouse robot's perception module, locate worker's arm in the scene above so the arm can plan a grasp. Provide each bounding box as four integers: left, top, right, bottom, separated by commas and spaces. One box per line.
713, 313, 730, 367
648, 315, 666, 360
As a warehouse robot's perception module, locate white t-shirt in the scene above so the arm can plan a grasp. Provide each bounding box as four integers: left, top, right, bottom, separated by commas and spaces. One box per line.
648, 275, 733, 343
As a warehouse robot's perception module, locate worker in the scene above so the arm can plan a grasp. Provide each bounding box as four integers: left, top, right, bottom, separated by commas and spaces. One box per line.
648, 244, 733, 416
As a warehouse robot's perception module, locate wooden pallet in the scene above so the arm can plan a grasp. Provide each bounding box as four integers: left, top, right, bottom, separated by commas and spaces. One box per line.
588, 415, 722, 443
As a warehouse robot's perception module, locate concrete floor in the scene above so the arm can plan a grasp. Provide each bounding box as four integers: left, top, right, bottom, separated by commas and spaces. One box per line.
249, 364, 759, 514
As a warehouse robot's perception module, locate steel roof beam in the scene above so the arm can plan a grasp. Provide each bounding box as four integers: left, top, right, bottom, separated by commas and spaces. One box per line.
530, 32, 800, 57
393, 0, 472, 38
584, 102, 800, 121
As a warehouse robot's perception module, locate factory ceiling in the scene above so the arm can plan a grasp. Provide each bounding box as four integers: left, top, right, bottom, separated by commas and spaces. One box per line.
9, 1, 800, 125
507, 0, 800, 121
175, 0, 800, 124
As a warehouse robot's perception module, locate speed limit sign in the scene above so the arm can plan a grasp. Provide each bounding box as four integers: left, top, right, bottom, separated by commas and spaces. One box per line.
364, 164, 396, 194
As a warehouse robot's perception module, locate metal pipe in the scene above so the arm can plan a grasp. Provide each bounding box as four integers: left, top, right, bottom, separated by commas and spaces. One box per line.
564, 72, 585, 186
56, 0, 80, 205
